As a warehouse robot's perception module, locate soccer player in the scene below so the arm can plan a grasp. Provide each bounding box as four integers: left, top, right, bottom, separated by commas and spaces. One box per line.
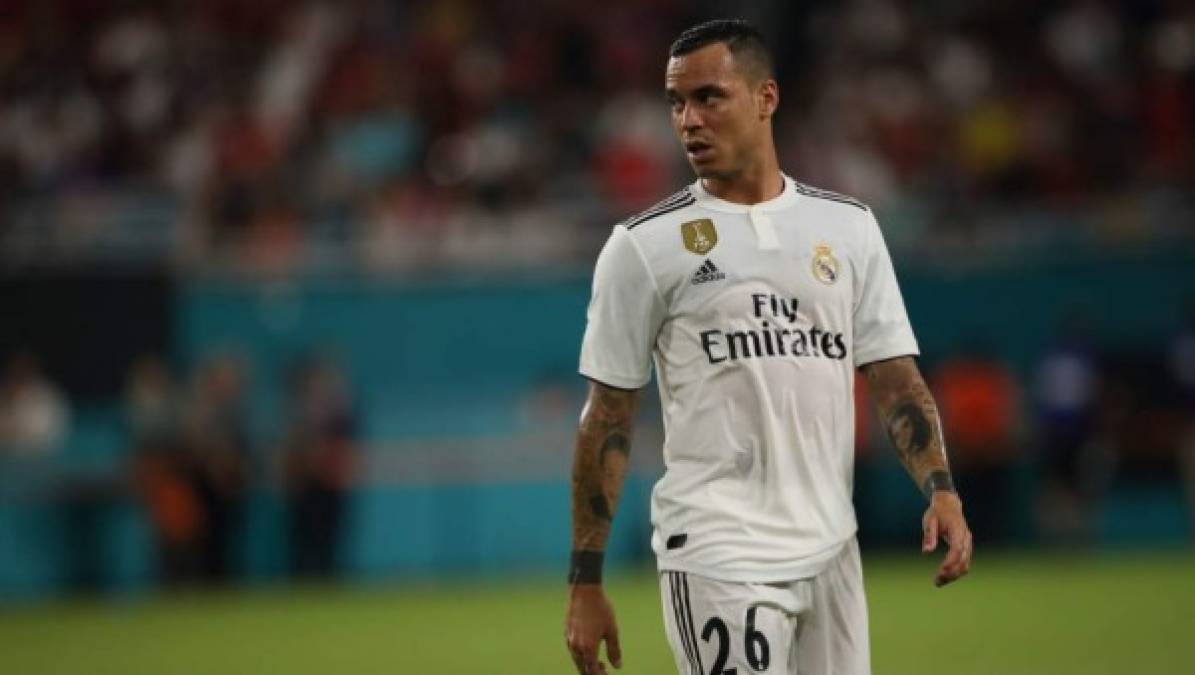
564, 19, 971, 675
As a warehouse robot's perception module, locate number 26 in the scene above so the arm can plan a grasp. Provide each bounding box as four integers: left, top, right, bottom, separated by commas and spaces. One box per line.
701, 606, 771, 674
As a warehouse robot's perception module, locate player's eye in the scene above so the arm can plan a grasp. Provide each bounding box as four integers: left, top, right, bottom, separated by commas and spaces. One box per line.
694, 90, 719, 107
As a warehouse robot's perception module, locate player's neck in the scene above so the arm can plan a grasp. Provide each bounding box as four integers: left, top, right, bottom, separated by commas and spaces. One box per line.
699, 157, 784, 206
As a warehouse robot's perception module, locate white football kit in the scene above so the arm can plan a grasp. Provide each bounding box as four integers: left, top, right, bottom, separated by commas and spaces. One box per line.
579, 175, 919, 674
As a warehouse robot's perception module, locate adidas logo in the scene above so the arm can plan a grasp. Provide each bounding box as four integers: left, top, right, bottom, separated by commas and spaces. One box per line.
691, 259, 726, 285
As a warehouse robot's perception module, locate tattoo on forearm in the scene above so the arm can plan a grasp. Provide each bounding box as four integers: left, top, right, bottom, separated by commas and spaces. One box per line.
600, 431, 630, 464
586, 431, 629, 522
571, 383, 639, 555
864, 357, 956, 500
588, 494, 612, 521
887, 402, 932, 456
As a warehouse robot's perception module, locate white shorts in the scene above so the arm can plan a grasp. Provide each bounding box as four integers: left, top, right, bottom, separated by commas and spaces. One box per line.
658, 539, 869, 675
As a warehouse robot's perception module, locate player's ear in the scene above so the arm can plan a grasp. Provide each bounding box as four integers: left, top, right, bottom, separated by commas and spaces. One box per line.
757, 79, 778, 119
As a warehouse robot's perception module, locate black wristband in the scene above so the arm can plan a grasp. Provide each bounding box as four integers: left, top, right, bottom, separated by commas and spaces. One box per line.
921, 470, 956, 501
568, 551, 604, 585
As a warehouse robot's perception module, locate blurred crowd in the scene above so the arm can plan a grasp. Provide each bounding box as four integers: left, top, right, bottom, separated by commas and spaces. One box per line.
1, 350, 359, 585
126, 353, 358, 584
1, 0, 1193, 275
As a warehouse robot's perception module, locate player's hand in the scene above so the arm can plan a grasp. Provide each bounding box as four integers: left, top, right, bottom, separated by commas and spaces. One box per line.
565, 583, 622, 674
922, 491, 972, 587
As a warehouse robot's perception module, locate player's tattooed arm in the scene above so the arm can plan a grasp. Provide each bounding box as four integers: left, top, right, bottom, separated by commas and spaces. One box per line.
861, 356, 954, 499
569, 380, 640, 583
863, 355, 972, 586
566, 381, 636, 673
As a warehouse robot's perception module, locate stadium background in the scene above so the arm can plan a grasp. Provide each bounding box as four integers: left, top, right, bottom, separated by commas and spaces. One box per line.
1, 1, 1193, 673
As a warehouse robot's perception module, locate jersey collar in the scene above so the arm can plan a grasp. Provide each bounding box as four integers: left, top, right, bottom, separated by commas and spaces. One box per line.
689, 174, 799, 214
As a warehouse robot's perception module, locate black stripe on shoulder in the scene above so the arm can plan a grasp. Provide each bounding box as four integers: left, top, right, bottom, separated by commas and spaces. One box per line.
623, 189, 696, 230
622, 191, 687, 225
624, 194, 695, 230
641, 188, 692, 214
794, 182, 869, 211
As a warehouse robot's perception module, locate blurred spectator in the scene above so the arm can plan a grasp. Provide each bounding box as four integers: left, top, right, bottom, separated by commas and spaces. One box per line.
1170, 301, 1195, 407
1167, 303, 1195, 534
182, 355, 252, 583
282, 357, 358, 579
934, 348, 1021, 545
0, 352, 70, 455
126, 355, 181, 451
1096, 348, 1190, 517
126, 355, 204, 585
1034, 323, 1101, 541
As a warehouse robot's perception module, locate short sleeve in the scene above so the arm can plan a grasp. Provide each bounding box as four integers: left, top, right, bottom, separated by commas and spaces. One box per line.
579, 226, 666, 389
852, 211, 919, 367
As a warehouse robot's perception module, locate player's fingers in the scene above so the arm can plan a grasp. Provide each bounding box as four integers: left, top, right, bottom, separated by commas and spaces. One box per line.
944, 525, 966, 568
579, 638, 607, 675
936, 557, 960, 586
607, 624, 623, 669
568, 646, 585, 674
959, 529, 974, 574
922, 513, 939, 553
936, 560, 960, 586
567, 646, 585, 674
574, 652, 595, 675
936, 522, 969, 585
954, 523, 974, 575
568, 636, 595, 674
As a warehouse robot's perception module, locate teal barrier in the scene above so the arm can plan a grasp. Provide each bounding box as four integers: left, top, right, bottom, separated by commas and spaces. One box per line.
176, 277, 593, 440
177, 249, 1195, 432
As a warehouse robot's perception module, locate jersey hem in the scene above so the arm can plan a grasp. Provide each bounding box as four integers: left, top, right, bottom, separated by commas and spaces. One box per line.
654, 537, 852, 583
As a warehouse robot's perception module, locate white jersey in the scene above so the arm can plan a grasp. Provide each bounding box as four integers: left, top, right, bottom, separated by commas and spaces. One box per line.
579, 175, 919, 583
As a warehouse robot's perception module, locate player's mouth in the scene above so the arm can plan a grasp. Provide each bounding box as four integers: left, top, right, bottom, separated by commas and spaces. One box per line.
685, 140, 714, 162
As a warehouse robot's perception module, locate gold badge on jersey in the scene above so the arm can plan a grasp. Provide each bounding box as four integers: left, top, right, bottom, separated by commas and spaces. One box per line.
812, 243, 839, 285
681, 218, 718, 255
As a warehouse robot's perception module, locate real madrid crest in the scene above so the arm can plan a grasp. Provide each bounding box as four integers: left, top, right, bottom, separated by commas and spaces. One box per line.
681, 218, 718, 255
812, 243, 839, 285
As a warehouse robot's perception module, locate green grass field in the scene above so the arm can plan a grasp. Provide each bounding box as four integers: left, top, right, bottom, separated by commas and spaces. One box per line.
1, 551, 1192, 674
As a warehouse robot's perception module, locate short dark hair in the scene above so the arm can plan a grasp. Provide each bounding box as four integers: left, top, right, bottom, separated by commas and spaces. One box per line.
668, 19, 774, 81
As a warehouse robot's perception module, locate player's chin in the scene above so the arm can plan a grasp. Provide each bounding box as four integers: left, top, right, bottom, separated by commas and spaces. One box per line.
689, 161, 723, 179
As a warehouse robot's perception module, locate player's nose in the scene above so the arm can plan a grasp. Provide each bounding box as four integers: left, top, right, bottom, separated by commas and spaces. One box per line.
678, 103, 703, 131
